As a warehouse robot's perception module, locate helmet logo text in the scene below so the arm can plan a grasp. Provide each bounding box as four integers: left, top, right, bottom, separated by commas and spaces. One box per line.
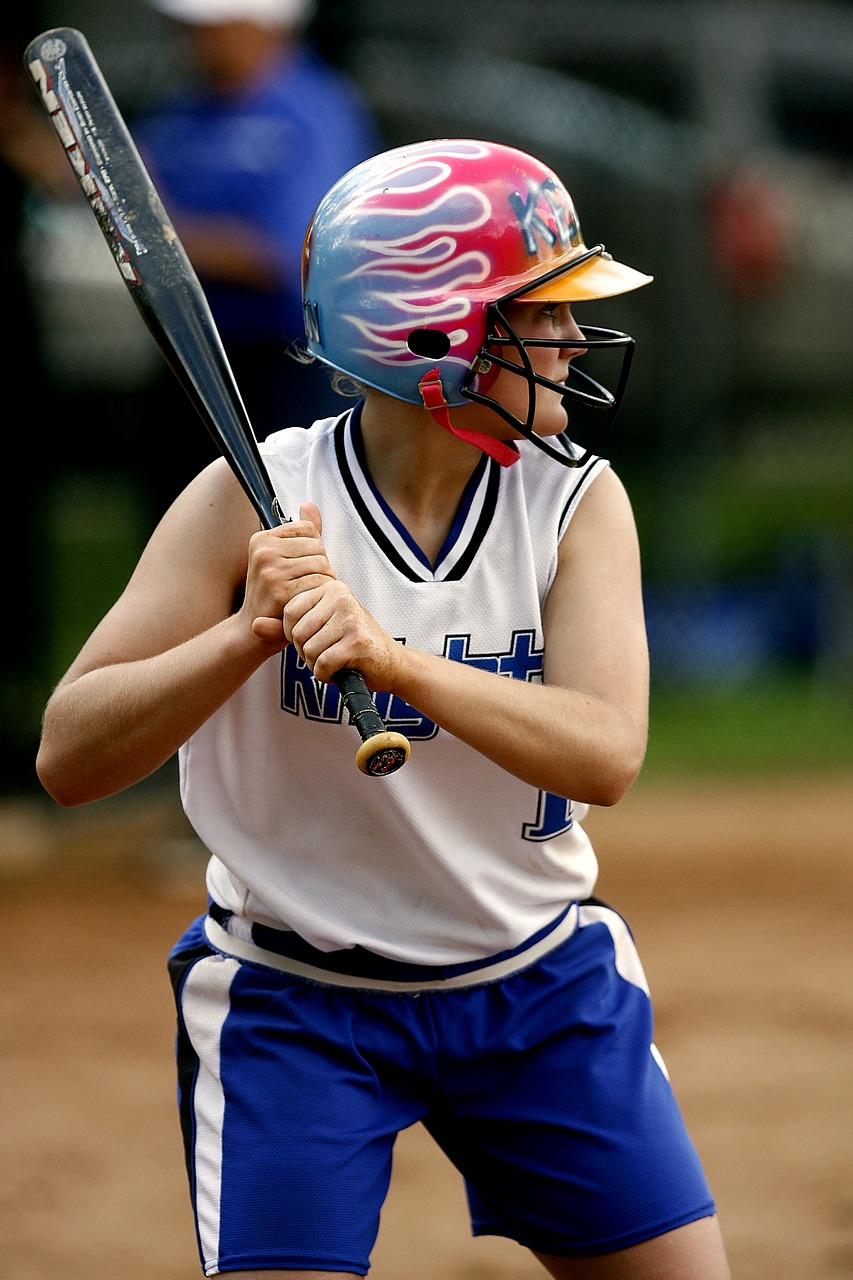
509, 178, 578, 258
303, 299, 321, 344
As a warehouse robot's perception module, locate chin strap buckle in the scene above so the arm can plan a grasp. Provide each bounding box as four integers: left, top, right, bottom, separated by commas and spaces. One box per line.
418, 368, 520, 467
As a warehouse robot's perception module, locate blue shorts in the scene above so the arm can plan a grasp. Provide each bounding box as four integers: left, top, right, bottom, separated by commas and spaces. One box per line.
168, 900, 715, 1276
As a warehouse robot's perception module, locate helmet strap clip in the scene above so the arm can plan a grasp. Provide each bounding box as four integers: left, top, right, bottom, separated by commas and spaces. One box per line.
418, 368, 520, 467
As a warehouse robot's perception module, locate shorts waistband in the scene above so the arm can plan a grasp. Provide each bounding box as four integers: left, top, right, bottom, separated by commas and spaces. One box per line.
203, 902, 580, 994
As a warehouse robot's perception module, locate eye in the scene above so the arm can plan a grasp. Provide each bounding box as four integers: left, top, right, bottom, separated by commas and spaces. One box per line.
539, 302, 570, 325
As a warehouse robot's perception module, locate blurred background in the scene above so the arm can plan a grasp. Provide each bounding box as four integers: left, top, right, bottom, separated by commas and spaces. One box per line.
1, 0, 851, 790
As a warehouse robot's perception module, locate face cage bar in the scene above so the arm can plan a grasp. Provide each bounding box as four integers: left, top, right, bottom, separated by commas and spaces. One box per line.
459, 244, 637, 467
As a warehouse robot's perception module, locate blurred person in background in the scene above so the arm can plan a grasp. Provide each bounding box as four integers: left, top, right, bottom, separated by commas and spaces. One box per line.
135, 0, 380, 504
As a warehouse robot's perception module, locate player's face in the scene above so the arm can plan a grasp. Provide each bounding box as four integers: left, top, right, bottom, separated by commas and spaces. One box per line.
485, 301, 587, 439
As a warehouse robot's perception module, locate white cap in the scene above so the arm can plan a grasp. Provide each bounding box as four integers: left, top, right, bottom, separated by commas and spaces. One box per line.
149, 0, 314, 28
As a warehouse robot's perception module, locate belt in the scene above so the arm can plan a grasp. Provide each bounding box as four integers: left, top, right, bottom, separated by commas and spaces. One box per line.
203, 902, 579, 994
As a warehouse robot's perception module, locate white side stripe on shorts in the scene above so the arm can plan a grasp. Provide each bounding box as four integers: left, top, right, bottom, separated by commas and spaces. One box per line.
181, 953, 239, 1276
578, 903, 650, 995
578, 903, 672, 1080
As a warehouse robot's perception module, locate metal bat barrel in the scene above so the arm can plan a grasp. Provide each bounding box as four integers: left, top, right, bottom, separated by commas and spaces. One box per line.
25, 26, 410, 778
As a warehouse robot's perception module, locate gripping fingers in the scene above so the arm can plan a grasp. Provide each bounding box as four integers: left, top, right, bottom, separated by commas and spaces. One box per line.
245, 525, 336, 629
283, 577, 339, 633
285, 583, 370, 681
249, 522, 335, 581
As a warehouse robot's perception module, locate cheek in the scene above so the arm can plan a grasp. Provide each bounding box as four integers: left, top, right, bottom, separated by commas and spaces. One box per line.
488, 366, 530, 414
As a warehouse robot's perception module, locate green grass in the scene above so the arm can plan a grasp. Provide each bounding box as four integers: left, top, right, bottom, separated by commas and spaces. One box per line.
41, 472, 150, 687
644, 676, 853, 777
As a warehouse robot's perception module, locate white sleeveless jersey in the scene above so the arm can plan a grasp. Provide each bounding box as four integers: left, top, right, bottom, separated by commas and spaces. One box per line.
180, 407, 608, 964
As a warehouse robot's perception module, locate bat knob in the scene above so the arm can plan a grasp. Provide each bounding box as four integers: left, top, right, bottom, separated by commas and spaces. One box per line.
355, 732, 411, 777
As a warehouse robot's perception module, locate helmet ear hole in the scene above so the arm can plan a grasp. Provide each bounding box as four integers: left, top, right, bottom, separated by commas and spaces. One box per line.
406, 328, 451, 359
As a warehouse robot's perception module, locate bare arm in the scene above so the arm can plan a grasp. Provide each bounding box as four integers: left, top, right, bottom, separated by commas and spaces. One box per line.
284, 467, 649, 806
40, 459, 647, 809
36, 460, 327, 805
167, 211, 290, 291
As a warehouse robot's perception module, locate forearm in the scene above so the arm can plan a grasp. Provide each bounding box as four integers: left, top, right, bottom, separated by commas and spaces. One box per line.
37, 614, 274, 806
173, 215, 288, 290
391, 646, 647, 806
284, 520, 647, 805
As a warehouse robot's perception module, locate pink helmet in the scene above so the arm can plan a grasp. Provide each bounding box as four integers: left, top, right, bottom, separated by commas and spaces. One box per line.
302, 138, 652, 465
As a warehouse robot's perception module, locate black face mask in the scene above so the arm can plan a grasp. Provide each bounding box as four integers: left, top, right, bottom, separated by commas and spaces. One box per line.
460, 246, 637, 467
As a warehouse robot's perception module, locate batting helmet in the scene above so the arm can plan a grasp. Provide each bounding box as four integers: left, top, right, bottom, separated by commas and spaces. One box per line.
302, 138, 652, 465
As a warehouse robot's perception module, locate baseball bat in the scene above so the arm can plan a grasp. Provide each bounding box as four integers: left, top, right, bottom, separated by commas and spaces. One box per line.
24, 26, 410, 778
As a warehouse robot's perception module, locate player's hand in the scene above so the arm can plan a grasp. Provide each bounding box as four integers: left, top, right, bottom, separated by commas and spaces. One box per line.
242, 501, 336, 649
283, 575, 402, 690
270, 504, 402, 690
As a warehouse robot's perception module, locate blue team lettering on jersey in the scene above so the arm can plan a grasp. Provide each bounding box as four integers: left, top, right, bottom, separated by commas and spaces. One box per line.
443, 630, 544, 682
281, 630, 543, 739
280, 645, 438, 740
280, 631, 571, 840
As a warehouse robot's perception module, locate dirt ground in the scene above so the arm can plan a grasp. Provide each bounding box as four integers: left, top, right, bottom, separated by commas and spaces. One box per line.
1, 770, 852, 1280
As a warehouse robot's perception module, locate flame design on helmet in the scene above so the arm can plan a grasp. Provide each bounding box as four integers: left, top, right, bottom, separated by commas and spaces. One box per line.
343, 155, 492, 374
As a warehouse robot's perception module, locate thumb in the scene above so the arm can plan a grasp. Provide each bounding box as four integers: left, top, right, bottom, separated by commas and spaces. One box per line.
299, 501, 322, 535
252, 616, 287, 645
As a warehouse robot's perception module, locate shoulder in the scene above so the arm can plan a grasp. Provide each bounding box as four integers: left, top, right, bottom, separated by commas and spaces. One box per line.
260, 416, 338, 464
259, 416, 343, 502
133, 90, 204, 135
512, 443, 612, 537
285, 46, 369, 100
159, 456, 261, 554
564, 462, 634, 522
259, 48, 343, 105
556, 464, 640, 571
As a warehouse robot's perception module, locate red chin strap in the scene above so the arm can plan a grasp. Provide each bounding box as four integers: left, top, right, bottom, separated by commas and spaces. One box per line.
418, 368, 520, 467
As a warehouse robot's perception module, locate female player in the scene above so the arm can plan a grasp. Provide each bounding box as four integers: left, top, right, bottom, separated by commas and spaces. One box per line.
36, 139, 731, 1278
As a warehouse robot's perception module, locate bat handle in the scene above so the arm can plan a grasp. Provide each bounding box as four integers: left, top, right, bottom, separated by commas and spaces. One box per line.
334, 669, 411, 777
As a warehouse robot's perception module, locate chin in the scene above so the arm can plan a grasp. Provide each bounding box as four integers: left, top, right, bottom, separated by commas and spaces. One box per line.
536, 412, 569, 439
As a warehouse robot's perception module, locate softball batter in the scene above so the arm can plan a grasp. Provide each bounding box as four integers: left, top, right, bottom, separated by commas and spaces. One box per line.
37, 139, 731, 1279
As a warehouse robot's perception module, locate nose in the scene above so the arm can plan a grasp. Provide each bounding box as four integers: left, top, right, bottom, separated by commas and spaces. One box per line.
561, 314, 586, 355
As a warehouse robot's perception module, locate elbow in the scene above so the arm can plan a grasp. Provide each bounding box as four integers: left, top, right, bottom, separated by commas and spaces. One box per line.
35, 697, 88, 806
595, 713, 648, 806
36, 766, 76, 809
573, 732, 647, 808
36, 743, 93, 808
586, 764, 640, 808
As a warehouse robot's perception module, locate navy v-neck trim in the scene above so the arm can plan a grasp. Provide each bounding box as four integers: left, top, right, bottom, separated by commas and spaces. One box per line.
335, 406, 501, 583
